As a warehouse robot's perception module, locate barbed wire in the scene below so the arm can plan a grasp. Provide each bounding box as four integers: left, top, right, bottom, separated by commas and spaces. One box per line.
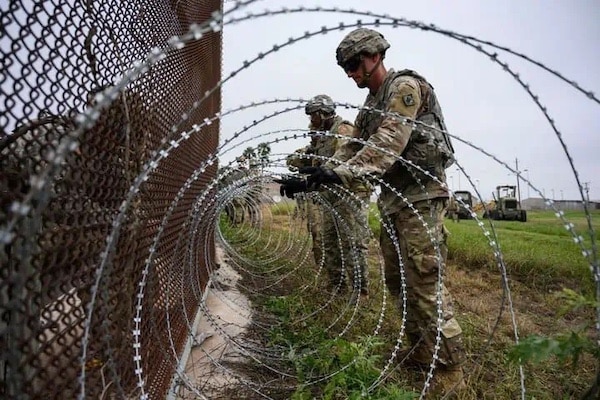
2, 3, 598, 399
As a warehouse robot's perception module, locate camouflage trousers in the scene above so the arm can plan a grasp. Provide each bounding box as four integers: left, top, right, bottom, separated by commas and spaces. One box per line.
379, 198, 465, 367
305, 200, 323, 267
226, 199, 246, 225
321, 191, 370, 292
293, 197, 307, 219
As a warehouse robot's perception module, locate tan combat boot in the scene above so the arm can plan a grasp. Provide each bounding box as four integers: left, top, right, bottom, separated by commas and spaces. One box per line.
427, 365, 467, 399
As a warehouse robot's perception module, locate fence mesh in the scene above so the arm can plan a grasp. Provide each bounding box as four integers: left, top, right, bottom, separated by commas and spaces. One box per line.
1, 0, 222, 398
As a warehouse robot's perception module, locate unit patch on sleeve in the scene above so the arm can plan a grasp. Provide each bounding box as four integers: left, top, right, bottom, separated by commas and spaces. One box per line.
402, 94, 415, 107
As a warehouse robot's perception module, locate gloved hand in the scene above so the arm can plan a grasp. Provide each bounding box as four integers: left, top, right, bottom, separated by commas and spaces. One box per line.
273, 176, 309, 198
298, 166, 342, 189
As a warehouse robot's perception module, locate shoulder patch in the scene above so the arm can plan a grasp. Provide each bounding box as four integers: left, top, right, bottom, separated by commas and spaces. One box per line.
336, 123, 353, 137
388, 82, 421, 118
402, 94, 415, 107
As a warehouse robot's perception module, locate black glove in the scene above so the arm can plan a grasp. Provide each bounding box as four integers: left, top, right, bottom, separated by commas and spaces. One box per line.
298, 166, 342, 189
273, 176, 308, 198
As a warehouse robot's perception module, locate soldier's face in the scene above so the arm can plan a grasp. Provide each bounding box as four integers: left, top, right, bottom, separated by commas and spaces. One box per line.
344, 54, 364, 86
346, 54, 378, 88
309, 113, 322, 129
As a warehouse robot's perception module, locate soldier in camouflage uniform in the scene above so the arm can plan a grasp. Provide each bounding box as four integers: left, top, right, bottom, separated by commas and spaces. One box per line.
286, 145, 313, 219
286, 144, 322, 264
298, 29, 467, 395
221, 162, 250, 225
281, 95, 371, 295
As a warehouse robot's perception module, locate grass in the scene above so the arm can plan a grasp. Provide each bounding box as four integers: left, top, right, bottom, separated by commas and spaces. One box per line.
271, 199, 297, 216
445, 210, 599, 294
219, 212, 418, 399
367, 206, 599, 294
216, 206, 600, 399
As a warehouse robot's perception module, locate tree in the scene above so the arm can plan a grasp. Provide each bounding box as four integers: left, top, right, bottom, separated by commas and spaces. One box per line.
256, 142, 271, 170
242, 144, 270, 171
242, 146, 256, 166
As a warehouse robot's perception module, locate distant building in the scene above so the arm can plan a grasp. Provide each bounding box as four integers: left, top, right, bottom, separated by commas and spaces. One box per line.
521, 197, 600, 211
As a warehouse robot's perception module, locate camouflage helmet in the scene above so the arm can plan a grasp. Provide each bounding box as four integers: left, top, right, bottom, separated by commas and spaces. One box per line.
336, 28, 390, 67
305, 94, 335, 115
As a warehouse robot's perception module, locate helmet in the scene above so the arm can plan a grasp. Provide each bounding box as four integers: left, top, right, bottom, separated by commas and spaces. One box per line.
336, 28, 390, 67
304, 94, 335, 115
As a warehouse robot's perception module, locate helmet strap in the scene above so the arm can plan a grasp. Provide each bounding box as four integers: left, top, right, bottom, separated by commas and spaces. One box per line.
317, 112, 334, 130
362, 55, 382, 85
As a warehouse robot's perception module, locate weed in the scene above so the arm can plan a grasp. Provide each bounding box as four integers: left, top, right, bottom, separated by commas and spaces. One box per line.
217, 206, 599, 398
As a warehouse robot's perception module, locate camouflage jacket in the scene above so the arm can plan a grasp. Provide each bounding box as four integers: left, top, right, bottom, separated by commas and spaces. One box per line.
286, 145, 313, 171
332, 69, 454, 214
287, 116, 353, 169
311, 116, 352, 166
289, 116, 371, 194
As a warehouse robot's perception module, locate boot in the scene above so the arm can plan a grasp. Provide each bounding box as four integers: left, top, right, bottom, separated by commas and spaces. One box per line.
427, 364, 466, 398
359, 286, 369, 300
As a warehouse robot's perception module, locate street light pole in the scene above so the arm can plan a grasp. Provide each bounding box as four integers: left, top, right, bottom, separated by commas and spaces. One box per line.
515, 158, 521, 205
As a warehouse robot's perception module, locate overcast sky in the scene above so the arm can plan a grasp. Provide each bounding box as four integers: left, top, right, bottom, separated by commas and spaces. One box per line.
219, 0, 600, 202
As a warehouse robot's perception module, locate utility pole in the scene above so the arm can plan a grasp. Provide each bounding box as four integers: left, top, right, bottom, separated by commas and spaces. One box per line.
515, 158, 521, 204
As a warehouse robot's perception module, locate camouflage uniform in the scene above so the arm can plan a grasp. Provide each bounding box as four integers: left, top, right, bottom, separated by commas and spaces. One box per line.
286, 143, 322, 265
314, 116, 371, 293
286, 146, 312, 219
287, 95, 372, 293
221, 166, 251, 225
333, 28, 465, 370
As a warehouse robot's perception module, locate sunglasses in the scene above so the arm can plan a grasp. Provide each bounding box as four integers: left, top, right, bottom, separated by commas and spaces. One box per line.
342, 54, 363, 73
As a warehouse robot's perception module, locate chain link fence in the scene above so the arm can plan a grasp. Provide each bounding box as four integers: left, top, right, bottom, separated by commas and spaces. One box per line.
1, 0, 222, 398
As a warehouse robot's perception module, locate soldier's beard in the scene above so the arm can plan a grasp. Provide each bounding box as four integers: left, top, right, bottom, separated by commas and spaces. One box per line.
356, 78, 368, 88
355, 64, 371, 88
356, 58, 382, 89
353, 73, 370, 88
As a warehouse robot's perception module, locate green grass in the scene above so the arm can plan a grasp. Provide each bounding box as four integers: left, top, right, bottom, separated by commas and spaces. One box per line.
221, 205, 600, 398
219, 214, 418, 399
367, 206, 599, 293
271, 200, 297, 216
445, 210, 599, 293
261, 292, 418, 400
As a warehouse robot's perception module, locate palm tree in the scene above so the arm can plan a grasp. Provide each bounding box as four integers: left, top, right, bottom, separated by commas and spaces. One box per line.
256, 142, 271, 171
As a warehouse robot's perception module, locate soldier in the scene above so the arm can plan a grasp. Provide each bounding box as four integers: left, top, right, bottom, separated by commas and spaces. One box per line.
286, 147, 312, 219
283, 98, 329, 270
283, 29, 467, 395
223, 157, 251, 225
280, 95, 372, 296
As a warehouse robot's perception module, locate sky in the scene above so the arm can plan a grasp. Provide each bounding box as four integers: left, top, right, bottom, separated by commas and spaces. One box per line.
219, 0, 600, 202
